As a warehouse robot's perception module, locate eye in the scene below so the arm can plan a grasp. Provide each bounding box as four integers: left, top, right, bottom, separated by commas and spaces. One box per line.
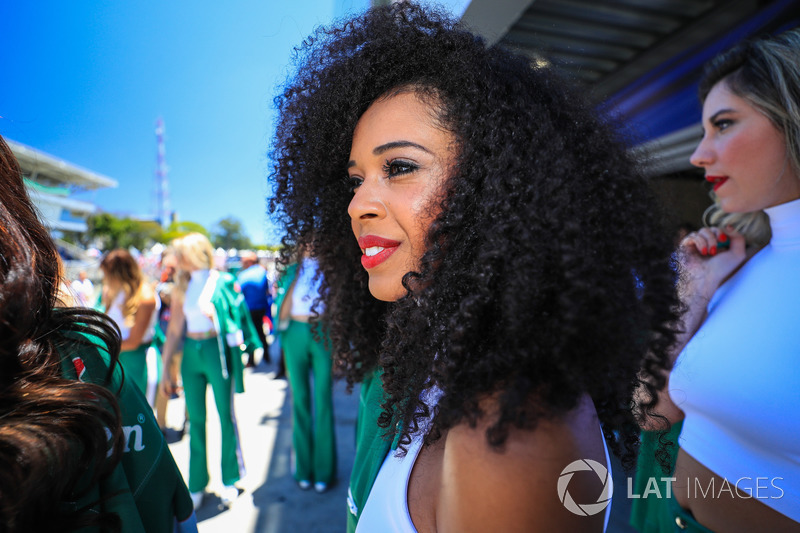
345, 175, 363, 192
382, 159, 418, 177
713, 118, 733, 131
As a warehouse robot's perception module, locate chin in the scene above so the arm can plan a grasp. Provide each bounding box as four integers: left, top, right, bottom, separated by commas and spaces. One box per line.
368, 278, 405, 302
716, 196, 751, 214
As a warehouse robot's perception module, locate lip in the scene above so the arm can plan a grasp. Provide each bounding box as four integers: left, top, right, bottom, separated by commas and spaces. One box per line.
357, 235, 401, 270
706, 175, 729, 192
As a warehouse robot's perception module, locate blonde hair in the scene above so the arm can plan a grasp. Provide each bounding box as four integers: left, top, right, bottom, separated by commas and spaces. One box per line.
172, 232, 215, 294
100, 249, 144, 326
699, 27, 800, 246
703, 203, 771, 249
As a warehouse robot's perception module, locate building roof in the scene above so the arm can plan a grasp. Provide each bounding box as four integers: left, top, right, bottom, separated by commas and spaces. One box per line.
462, 0, 758, 100
461, 0, 799, 172
7, 138, 118, 190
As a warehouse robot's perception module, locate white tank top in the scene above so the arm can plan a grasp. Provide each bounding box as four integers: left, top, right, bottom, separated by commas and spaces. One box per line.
291, 257, 324, 316
356, 392, 612, 532
106, 292, 130, 340
106, 290, 160, 344
183, 269, 216, 333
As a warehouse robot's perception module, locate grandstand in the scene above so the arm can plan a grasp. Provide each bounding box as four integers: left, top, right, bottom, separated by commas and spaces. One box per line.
8, 138, 117, 236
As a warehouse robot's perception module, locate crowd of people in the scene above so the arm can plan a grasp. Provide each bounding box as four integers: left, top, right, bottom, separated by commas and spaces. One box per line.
1, 2, 798, 532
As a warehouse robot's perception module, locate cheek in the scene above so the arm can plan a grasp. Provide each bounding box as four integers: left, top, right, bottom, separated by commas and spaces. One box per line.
350, 210, 361, 240
407, 198, 444, 261
720, 135, 749, 167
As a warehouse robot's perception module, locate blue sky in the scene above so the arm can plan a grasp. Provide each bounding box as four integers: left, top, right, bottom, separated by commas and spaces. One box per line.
1, 0, 470, 246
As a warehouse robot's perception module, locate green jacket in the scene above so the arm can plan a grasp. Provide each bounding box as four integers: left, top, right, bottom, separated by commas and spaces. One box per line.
346, 367, 402, 533
207, 270, 263, 393
59, 331, 197, 533
274, 262, 299, 334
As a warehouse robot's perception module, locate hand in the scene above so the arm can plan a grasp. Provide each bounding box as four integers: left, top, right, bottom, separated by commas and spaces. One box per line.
160, 365, 181, 396
678, 225, 747, 300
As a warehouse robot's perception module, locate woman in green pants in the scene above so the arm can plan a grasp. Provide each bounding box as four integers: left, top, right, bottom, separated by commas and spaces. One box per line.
100, 249, 159, 397
160, 233, 262, 510
275, 252, 337, 493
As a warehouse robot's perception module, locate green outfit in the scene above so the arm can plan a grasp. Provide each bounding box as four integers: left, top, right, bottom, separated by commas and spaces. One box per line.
183, 337, 243, 491
96, 288, 152, 397
283, 320, 337, 484
630, 420, 684, 533
58, 331, 197, 533
275, 262, 337, 485
181, 270, 262, 493
119, 343, 149, 395
346, 367, 401, 533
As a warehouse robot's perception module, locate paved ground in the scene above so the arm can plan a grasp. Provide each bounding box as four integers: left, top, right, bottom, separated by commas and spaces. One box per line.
166, 346, 359, 533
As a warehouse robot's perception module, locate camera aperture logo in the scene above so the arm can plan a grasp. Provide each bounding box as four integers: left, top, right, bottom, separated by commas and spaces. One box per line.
558, 459, 613, 516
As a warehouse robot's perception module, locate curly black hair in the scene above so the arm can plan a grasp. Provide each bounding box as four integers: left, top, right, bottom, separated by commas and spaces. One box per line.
268, 2, 681, 468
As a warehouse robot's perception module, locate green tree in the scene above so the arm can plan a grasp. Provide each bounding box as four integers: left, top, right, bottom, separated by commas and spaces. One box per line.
161, 221, 210, 243
211, 217, 252, 250
87, 213, 162, 252
60, 229, 91, 248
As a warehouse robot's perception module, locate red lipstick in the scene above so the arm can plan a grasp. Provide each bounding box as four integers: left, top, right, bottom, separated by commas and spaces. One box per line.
706, 175, 729, 192
357, 235, 401, 269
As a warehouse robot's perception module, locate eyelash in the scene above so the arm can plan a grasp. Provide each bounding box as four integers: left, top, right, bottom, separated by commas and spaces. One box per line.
346, 175, 362, 193
382, 159, 418, 176
713, 118, 733, 131
346, 159, 419, 193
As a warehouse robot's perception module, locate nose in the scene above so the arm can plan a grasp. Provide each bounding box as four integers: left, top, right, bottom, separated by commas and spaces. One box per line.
347, 179, 385, 223
689, 135, 713, 169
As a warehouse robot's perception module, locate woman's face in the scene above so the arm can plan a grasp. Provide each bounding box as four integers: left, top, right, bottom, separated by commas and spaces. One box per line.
176, 253, 195, 272
101, 269, 119, 290
347, 91, 456, 302
690, 80, 800, 212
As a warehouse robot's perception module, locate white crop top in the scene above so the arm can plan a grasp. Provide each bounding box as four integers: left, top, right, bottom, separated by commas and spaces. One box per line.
106, 292, 130, 340
291, 257, 323, 316
183, 269, 216, 333
106, 290, 160, 344
669, 198, 800, 521
356, 389, 612, 532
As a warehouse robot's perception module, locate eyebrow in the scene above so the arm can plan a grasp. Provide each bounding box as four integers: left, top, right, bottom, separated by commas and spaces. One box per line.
348, 140, 432, 168
374, 140, 431, 155
708, 108, 735, 123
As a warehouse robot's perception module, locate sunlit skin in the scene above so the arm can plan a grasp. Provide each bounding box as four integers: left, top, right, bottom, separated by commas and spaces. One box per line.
347, 91, 456, 302
690, 80, 800, 213
100, 269, 156, 352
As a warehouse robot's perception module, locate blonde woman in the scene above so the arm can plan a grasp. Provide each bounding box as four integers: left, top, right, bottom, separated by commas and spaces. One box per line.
100, 249, 159, 395
160, 233, 262, 510
660, 27, 800, 531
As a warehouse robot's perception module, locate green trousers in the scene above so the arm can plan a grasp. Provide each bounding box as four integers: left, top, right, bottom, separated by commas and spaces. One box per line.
181, 337, 244, 492
119, 343, 148, 395
282, 320, 337, 484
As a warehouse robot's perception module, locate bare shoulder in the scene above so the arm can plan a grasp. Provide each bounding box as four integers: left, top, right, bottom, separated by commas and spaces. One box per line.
139, 281, 157, 303
438, 394, 608, 533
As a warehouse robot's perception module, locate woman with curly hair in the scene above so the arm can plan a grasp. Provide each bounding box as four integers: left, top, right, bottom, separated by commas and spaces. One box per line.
0, 135, 196, 532
269, 3, 680, 531
100, 249, 159, 396
657, 28, 800, 531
